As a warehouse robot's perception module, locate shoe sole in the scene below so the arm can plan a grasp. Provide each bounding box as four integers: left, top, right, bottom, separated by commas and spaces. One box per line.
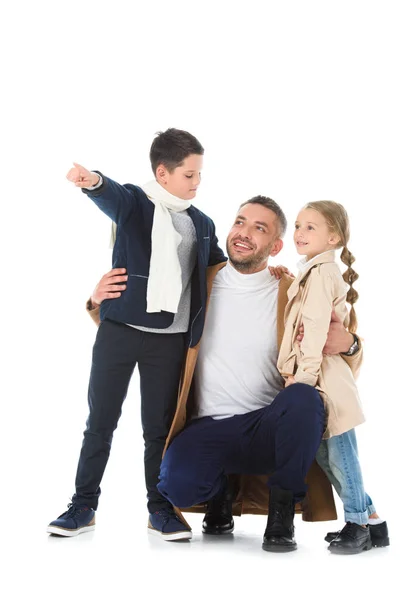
325, 535, 390, 548
147, 525, 192, 541
372, 538, 390, 548
47, 525, 96, 537
202, 526, 234, 535
328, 540, 372, 554
262, 543, 297, 553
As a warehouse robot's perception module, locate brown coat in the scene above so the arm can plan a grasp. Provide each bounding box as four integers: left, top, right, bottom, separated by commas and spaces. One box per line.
87, 262, 360, 522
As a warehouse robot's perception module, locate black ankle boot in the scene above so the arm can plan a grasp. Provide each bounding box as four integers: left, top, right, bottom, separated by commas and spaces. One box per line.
202, 478, 235, 535
262, 488, 297, 552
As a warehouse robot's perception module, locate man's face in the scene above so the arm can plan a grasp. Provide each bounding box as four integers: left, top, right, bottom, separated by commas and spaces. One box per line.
227, 203, 283, 273
156, 154, 203, 200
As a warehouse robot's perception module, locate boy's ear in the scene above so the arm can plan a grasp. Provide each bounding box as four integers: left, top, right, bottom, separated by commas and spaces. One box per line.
156, 163, 168, 183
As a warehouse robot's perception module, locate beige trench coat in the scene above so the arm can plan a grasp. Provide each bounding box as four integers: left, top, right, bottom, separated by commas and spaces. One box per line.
277, 250, 365, 438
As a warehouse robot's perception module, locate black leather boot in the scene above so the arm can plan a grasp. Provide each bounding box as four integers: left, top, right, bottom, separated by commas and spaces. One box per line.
262, 488, 297, 552
325, 520, 390, 547
328, 522, 372, 554
202, 478, 235, 535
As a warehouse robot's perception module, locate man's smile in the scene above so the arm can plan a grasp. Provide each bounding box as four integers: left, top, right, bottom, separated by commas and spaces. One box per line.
232, 239, 254, 252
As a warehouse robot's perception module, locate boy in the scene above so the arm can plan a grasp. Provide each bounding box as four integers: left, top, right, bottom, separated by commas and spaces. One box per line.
47, 129, 226, 540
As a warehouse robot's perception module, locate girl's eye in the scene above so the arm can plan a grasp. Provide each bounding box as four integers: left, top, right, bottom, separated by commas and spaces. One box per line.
185, 174, 193, 179
307, 225, 314, 230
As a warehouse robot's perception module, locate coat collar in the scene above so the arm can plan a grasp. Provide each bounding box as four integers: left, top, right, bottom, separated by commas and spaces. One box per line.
287, 250, 336, 303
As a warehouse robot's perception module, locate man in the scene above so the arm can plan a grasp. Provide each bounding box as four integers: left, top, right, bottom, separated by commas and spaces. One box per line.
88, 196, 361, 551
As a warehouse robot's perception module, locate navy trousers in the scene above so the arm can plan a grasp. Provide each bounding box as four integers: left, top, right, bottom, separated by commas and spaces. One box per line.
72, 319, 185, 512
158, 383, 325, 507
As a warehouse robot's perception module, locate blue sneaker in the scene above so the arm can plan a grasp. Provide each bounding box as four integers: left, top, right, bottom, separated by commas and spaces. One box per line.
148, 508, 192, 541
47, 503, 96, 537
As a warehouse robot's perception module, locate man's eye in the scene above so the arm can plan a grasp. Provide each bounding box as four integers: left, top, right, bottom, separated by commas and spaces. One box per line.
257, 227, 265, 232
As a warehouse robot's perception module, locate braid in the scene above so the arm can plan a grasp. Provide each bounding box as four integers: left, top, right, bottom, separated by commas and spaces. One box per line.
340, 247, 359, 333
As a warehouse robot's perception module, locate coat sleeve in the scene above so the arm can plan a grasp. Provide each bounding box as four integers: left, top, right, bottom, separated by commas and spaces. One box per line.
208, 219, 227, 266
86, 299, 101, 327
294, 268, 335, 386
81, 173, 141, 225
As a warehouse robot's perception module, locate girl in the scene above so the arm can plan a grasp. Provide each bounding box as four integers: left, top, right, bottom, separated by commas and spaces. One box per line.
277, 201, 389, 554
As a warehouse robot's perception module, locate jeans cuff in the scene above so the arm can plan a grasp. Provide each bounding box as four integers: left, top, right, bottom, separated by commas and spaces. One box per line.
344, 509, 369, 525
367, 502, 377, 516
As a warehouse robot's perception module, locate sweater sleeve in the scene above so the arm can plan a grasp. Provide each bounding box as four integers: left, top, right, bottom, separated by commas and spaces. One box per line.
294, 267, 335, 386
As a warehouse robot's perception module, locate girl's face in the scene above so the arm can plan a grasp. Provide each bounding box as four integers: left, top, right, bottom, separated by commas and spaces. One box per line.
294, 208, 339, 260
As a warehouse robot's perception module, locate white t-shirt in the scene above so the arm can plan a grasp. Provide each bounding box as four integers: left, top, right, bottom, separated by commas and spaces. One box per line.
194, 262, 284, 419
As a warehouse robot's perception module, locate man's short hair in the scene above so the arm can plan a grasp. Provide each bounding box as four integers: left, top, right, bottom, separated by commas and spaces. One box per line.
150, 128, 204, 175
240, 195, 287, 237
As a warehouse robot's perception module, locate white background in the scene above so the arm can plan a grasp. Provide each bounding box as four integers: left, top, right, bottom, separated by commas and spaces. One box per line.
1, 1, 399, 598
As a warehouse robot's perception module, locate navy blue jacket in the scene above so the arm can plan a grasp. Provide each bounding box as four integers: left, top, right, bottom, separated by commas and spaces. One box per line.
83, 174, 227, 347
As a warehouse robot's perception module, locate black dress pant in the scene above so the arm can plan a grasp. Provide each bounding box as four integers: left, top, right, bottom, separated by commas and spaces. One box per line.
72, 319, 185, 513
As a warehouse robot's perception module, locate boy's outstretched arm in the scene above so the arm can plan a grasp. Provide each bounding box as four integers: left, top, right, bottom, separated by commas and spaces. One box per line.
67, 162, 140, 224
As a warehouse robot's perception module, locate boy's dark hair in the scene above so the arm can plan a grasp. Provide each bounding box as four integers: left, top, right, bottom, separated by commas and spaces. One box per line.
240, 195, 287, 237
149, 128, 204, 175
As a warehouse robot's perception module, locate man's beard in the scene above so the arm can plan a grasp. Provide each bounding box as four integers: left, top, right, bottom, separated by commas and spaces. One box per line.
227, 241, 273, 273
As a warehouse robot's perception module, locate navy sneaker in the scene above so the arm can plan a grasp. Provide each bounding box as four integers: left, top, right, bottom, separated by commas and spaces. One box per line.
47, 503, 96, 537
148, 507, 192, 541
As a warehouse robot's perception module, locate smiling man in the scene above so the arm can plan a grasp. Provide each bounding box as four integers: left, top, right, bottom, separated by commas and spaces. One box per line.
156, 195, 361, 552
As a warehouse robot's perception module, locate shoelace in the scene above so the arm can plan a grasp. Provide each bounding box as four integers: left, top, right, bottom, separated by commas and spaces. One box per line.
340, 522, 367, 539
154, 509, 181, 525
65, 503, 87, 517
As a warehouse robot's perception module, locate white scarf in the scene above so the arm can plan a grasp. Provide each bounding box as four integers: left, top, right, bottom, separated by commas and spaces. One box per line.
110, 180, 192, 314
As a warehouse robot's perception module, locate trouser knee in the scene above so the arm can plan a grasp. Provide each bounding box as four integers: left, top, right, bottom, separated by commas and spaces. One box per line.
157, 470, 204, 508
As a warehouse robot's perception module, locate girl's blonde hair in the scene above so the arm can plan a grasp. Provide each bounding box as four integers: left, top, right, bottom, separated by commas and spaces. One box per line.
304, 201, 358, 333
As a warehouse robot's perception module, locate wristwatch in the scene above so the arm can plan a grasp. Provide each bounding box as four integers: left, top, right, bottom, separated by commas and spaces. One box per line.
341, 334, 360, 356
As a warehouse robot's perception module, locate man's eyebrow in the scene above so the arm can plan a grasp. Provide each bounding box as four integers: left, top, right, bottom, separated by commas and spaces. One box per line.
236, 215, 269, 228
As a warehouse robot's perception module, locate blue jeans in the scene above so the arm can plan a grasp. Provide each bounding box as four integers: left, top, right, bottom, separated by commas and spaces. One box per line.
316, 428, 376, 525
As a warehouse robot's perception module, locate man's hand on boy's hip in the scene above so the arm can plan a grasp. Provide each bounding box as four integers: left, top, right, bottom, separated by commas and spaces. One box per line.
91, 268, 128, 308
296, 310, 354, 355
67, 162, 100, 188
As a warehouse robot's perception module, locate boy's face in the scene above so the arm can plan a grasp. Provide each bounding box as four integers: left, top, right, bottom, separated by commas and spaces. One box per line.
156, 154, 203, 200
